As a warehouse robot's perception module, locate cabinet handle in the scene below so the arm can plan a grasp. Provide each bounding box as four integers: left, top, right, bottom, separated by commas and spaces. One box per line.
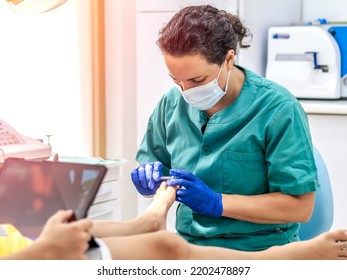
96, 188, 113, 197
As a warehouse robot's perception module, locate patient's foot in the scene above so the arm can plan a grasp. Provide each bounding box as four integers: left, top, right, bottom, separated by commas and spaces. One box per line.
141, 183, 177, 231
264, 229, 347, 260
303, 230, 347, 260
91, 183, 177, 238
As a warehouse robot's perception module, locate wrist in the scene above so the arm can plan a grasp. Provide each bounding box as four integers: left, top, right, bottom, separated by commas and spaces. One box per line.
213, 193, 223, 217
34, 237, 60, 260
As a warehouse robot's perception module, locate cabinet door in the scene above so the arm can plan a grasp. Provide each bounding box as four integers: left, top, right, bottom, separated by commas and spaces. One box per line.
307, 114, 347, 230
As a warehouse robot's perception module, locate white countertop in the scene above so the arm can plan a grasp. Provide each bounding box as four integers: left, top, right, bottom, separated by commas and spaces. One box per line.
298, 99, 347, 115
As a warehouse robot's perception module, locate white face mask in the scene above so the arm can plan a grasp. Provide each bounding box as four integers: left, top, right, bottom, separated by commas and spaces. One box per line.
180, 65, 231, 110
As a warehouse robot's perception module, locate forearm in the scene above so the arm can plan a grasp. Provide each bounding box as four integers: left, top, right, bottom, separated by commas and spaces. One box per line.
0, 242, 49, 260
221, 192, 314, 224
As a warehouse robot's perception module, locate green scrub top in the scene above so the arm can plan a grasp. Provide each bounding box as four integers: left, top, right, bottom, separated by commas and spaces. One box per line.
136, 66, 319, 251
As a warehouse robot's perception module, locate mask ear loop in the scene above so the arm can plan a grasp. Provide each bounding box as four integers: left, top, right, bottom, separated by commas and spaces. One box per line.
216, 62, 231, 93
224, 70, 231, 93
216, 63, 224, 80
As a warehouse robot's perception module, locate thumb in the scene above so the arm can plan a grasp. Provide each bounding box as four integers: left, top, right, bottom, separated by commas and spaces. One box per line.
170, 169, 194, 179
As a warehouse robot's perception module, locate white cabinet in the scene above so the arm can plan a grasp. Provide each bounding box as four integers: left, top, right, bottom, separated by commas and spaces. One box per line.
59, 157, 124, 221
300, 100, 347, 230
87, 164, 122, 221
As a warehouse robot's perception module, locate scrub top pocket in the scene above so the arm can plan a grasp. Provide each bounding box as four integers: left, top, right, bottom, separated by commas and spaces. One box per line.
222, 150, 268, 195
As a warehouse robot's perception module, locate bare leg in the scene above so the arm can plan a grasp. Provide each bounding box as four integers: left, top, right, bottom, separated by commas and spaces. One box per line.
91, 182, 347, 260
91, 183, 176, 238
102, 229, 347, 260
102, 230, 248, 260
260, 230, 347, 260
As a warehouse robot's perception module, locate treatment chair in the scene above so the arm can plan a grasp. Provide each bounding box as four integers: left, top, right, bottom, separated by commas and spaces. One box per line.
299, 146, 334, 240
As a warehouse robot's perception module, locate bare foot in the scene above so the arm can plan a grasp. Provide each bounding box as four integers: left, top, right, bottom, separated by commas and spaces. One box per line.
153, 182, 177, 208
91, 183, 178, 238
303, 230, 347, 260
142, 182, 178, 231
264, 229, 347, 260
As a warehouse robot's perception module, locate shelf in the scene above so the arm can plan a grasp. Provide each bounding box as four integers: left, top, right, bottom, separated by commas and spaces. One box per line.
299, 99, 347, 115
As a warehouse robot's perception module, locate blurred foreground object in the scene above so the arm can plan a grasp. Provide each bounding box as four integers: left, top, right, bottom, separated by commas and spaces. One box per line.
5, 0, 68, 15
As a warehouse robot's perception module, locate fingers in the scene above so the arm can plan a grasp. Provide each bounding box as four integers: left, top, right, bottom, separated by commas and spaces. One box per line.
135, 162, 160, 190
153, 162, 163, 181
176, 187, 190, 198
69, 220, 93, 259
167, 178, 192, 189
144, 163, 156, 190
138, 164, 151, 190
131, 166, 146, 190
48, 210, 74, 224
68, 219, 93, 244
75, 218, 93, 232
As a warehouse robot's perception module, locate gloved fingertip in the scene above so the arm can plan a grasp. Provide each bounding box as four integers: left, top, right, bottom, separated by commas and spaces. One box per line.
154, 161, 163, 168
169, 169, 179, 176
153, 172, 163, 181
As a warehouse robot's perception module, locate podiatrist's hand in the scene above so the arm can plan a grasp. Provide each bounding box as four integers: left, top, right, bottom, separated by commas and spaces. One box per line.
131, 162, 163, 196
167, 169, 223, 217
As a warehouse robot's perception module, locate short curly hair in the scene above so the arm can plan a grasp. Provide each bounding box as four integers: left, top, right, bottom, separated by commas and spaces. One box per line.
157, 5, 252, 65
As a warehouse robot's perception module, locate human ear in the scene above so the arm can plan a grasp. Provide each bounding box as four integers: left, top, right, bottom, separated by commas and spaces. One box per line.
225, 49, 235, 70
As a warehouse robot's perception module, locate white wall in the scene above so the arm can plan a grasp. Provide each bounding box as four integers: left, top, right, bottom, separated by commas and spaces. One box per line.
105, 0, 138, 220
302, 0, 347, 22
0, 0, 93, 157
237, 0, 301, 76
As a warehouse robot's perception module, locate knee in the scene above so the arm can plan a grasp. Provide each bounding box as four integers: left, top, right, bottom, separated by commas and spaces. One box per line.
154, 231, 190, 260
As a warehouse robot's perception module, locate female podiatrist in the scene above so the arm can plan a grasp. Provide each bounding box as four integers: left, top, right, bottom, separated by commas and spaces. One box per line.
131, 5, 319, 251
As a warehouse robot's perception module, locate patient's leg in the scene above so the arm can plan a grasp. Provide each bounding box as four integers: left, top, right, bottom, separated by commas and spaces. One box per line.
259, 230, 347, 260
91, 183, 176, 238
102, 229, 347, 260
188, 230, 347, 260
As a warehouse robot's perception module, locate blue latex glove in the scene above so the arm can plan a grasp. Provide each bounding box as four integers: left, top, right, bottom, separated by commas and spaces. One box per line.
167, 169, 223, 217
131, 162, 163, 196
